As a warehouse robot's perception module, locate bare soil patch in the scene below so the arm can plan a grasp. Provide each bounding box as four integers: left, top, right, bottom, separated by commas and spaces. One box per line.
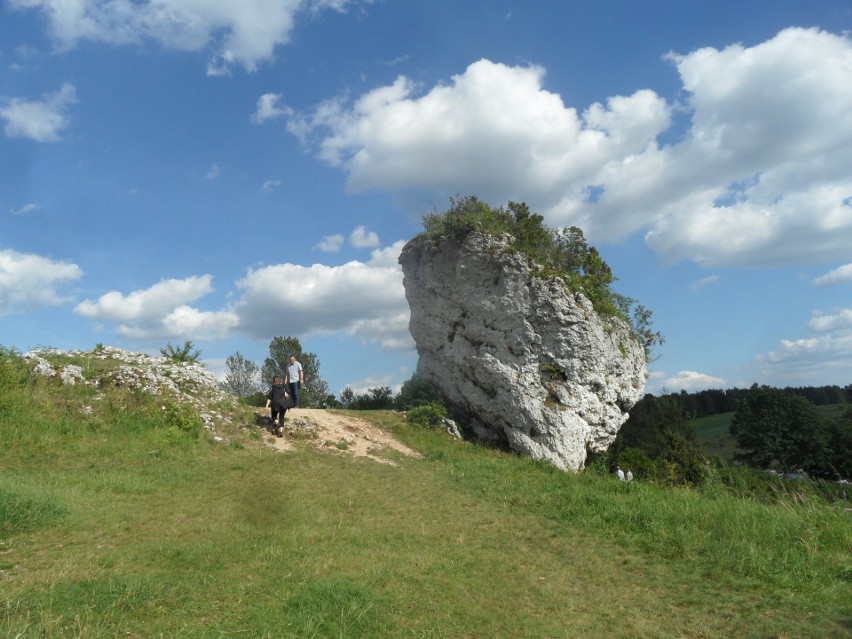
255, 407, 422, 465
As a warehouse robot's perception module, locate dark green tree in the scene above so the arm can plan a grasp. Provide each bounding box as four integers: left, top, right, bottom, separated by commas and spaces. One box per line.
350, 386, 394, 410
730, 384, 827, 473
394, 374, 444, 410
339, 387, 355, 408
611, 393, 706, 484
261, 336, 329, 408
823, 406, 852, 480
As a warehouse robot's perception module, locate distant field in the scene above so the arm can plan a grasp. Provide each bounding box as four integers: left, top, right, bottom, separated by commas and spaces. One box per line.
691, 404, 846, 461
692, 412, 738, 460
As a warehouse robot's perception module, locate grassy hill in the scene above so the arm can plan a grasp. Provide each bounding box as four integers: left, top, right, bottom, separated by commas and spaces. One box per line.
2, 350, 850, 638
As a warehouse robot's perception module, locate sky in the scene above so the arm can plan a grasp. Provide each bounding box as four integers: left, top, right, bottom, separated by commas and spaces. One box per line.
1, 0, 851, 398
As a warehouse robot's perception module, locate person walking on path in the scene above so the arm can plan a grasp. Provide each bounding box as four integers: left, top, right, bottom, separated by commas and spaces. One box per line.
266, 375, 290, 437
286, 355, 304, 408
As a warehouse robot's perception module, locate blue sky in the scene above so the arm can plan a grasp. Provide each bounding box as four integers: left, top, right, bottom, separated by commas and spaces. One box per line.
2, 0, 851, 397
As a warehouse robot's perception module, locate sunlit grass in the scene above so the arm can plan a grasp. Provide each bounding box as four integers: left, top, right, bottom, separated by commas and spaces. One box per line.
1, 364, 849, 637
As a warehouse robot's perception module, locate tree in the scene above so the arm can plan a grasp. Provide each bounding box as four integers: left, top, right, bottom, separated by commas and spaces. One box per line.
261, 336, 329, 408
350, 386, 394, 410
822, 406, 852, 480
340, 387, 355, 407
730, 384, 827, 473
223, 351, 261, 398
160, 339, 202, 363
394, 374, 444, 410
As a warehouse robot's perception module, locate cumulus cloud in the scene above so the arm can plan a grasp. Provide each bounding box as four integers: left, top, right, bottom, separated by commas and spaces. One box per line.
0, 82, 76, 142
659, 370, 726, 393
808, 308, 852, 333
11, 0, 369, 74
756, 331, 852, 386
262, 179, 282, 192
349, 225, 379, 248
251, 92, 291, 123
204, 163, 220, 180
74, 275, 238, 340
287, 27, 852, 269
287, 61, 670, 228
752, 306, 852, 386
814, 263, 852, 287
233, 241, 410, 347
315, 234, 344, 252
69, 242, 411, 349
0, 249, 82, 314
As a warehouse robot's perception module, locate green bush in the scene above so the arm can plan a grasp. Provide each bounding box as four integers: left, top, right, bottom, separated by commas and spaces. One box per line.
0, 345, 28, 392
155, 399, 203, 446
407, 402, 448, 428
614, 447, 657, 480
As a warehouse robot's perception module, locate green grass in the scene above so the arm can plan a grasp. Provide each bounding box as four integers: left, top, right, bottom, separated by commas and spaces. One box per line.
692, 411, 738, 460
1, 366, 850, 637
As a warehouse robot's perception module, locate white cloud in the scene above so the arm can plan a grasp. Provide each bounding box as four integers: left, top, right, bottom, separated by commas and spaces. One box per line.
0, 249, 82, 314
261, 179, 282, 192
658, 370, 726, 393
349, 225, 379, 248
814, 263, 852, 286
69, 243, 411, 349
74, 275, 238, 340
11, 0, 369, 74
11, 203, 39, 216
0, 82, 76, 142
752, 306, 852, 386
251, 92, 291, 123
289, 27, 852, 269
290, 62, 670, 223
204, 163, 220, 180
315, 234, 344, 252
808, 308, 852, 333
233, 241, 410, 346
688, 275, 718, 291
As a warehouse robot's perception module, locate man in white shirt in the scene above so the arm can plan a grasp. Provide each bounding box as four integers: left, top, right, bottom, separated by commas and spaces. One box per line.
286, 355, 304, 407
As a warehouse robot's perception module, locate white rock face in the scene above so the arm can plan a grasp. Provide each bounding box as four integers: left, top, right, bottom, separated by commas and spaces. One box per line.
399, 232, 647, 471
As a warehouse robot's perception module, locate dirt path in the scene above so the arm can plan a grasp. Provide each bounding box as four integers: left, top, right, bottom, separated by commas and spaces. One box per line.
256, 407, 422, 465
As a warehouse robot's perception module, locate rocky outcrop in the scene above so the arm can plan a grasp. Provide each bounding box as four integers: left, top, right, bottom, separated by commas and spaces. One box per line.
23, 346, 233, 433
399, 232, 646, 472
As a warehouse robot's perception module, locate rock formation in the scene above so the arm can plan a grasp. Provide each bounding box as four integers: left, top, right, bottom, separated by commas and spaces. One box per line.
23, 346, 232, 433
399, 231, 647, 471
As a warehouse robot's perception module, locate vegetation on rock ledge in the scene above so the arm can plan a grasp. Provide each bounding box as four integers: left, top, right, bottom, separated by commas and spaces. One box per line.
413, 195, 663, 355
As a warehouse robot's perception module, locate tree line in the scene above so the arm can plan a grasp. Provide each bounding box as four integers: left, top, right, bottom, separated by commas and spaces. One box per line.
653, 384, 852, 419
222, 336, 441, 412
611, 384, 851, 484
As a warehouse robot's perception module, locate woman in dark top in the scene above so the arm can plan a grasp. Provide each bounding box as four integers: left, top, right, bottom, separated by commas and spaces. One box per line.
265, 375, 290, 437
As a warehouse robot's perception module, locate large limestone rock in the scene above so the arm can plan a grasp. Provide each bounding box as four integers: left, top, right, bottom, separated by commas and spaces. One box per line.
399, 231, 647, 471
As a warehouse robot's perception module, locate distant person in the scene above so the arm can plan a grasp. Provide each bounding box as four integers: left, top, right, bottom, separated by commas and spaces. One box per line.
617, 466, 626, 481
626, 469, 634, 482
286, 355, 304, 408
266, 375, 290, 437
